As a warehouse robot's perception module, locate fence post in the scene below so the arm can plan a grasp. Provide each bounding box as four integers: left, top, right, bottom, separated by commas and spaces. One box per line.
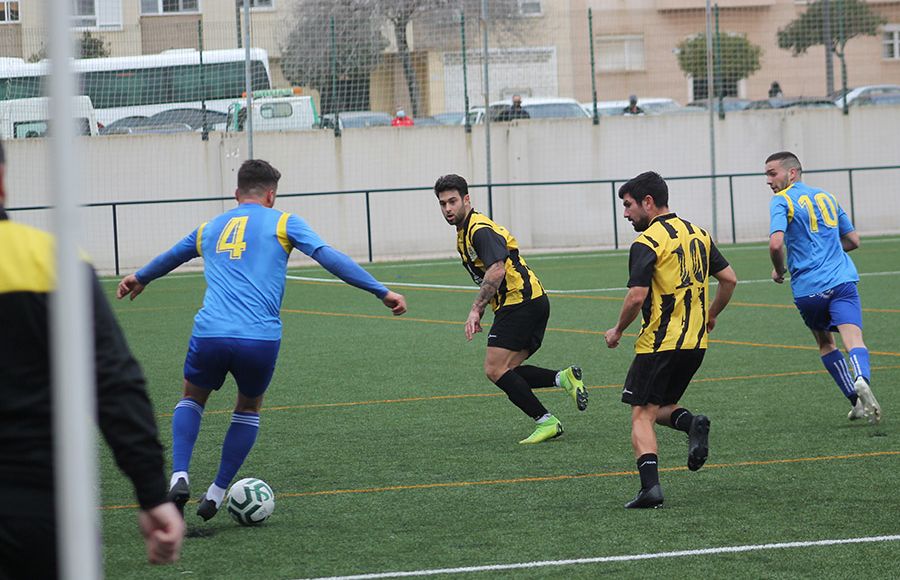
610, 181, 619, 250
728, 175, 736, 244
461, 12, 471, 134
848, 168, 855, 225
112, 204, 120, 276
588, 8, 599, 125
365, 191, 373, 263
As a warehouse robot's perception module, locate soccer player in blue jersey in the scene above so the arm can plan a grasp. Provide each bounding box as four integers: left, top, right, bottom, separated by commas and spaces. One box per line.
765, 151, 882, 424
117, 159, 407, 521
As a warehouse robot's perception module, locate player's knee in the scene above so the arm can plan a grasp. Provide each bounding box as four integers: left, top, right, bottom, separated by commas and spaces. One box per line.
484, 364, 506, 383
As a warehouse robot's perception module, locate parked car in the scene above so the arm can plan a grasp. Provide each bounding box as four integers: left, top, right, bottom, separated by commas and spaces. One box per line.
466, 98, 592, 124
746, 97, 836, 110
830, 84, 900, 107
412, 116, 441, 126
686, 97, 753, 113
320, 111, 393, 130
853, 92, 900, 107
226, 91, 319, 133
581, 97, 682, 117
99, 115, 152, 135
0, 96, 99, 139
494, 97, 589, 121
147, 108, 228, 131
433, 112, 466, 125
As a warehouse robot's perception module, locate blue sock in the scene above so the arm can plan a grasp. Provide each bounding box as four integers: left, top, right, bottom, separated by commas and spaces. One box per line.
848, 348, 871, 383
821, 350, 857, 403
213, 412, 260, 490
171, 398, 204, 473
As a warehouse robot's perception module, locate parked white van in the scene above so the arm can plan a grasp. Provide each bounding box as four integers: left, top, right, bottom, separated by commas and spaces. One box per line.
0, 96, 99, 139
226, 89, 319, 132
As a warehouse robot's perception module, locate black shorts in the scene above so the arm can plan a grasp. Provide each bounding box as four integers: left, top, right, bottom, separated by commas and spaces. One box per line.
487, 294, 550, 355
622, 348, 706, 406
0, 514, 57, 579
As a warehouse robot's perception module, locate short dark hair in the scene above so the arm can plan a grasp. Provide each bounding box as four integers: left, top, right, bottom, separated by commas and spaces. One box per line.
618, 171, 668, 207
434, 173, 469, 199
237, 159, 281, 195
765, 151, 802, 172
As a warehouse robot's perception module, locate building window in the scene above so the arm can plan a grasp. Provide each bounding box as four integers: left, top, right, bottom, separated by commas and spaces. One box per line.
517, 0, 541, 17
250, 0, 273, 8
72, 0, 121, 29
0, 2, 20, 22
596, 35, 645, 72
73, 0, 97, 27
884, 25, 900, 60
141, 0, 199, 14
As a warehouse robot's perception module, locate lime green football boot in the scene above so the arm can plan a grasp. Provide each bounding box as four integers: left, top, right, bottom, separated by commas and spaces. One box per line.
559, 366, 588, 411
519, 416, 564, 444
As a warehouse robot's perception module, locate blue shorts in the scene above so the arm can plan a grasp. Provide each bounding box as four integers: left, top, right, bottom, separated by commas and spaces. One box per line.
794, 282, 863, 332
183, 336, 281, 398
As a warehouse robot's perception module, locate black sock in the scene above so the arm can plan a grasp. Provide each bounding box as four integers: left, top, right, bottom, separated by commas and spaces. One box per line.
494, 370, 548, 420
670, 408, 694, 433
514, 365, 558, 389
637, 453, 659, 490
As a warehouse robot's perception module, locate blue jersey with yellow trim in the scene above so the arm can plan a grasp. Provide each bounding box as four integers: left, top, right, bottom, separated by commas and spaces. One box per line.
769, 181, 858, 297
138, 203, 326, 340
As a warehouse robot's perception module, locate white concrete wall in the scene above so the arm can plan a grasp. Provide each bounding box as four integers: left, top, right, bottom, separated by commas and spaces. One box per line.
5, 106, 899, 274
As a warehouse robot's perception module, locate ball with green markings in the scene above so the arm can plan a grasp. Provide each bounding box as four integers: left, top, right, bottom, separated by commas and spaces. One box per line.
226, 478, 275, 526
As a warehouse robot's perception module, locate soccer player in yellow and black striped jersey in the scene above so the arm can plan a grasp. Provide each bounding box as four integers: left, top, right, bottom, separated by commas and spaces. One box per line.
435, 174, 588, 444
604, 171, 737, 508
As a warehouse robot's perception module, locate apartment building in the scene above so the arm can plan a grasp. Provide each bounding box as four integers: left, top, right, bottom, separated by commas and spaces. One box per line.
0, 1, 897, 112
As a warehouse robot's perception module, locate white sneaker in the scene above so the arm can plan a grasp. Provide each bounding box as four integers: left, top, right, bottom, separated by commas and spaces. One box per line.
854, 377, 882, 425
847, 399, 866, 421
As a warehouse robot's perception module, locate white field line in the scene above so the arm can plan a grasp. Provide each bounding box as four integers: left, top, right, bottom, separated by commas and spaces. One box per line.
284, 270, 900, 294
297, 534, 900, 580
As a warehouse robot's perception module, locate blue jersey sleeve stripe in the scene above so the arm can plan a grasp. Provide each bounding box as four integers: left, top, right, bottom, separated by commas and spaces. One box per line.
196, 222, 207, 256
276, 212, 292, 255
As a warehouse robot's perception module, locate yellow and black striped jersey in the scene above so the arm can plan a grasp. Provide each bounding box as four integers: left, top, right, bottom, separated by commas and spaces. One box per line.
0, 210, 168, 515
456, 210, 544, 312
628, 213, 729, 354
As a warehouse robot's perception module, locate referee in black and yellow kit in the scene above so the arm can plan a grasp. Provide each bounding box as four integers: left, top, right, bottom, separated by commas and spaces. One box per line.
0, 141, 184, 577
435, 174, 588, 444
604, 171, 737, 508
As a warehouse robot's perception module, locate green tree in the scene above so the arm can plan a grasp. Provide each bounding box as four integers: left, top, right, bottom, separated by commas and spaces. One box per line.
77, 32, 110, 59
777, 0, 885, 97
676, 33, 761, 97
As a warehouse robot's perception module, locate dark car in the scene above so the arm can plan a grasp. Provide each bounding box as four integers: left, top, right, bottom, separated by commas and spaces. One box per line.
99, 115, 153, 135
746, 97, 836, 110
320, 111, 393, 130
687, 97, 752, 113
146, 108, 228, 130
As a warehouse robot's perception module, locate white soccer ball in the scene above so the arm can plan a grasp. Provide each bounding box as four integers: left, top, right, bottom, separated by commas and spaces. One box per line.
226, 477, 275, 526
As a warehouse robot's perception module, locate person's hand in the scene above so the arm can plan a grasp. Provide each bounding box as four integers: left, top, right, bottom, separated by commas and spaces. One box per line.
772, 268, 785, 284
138, 502, 185, 565
117, 274, 146, 301
465, 307, 483, 341
382, 291, 407, 315
707, 315, 718, 334
604, 327, 622, 349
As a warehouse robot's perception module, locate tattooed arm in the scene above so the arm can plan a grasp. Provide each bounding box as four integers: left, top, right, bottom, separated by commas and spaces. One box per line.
465, 260, 505, 341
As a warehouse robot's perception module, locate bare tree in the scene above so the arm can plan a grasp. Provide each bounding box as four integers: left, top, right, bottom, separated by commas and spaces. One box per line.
282, 0, 526, 116
376, 0, 525, 116
281, 0, 388, 114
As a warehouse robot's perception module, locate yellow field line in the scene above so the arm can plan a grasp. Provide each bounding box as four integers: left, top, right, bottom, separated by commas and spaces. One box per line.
100, 450, 899, 510
155, 364, 900, 419
280, 308, 900, 357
